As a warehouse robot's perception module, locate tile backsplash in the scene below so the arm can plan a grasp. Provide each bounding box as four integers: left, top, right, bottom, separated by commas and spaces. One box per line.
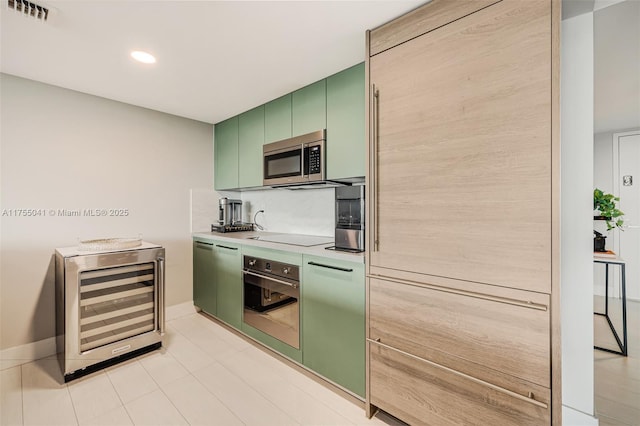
190, 187, 335, 237
190, 188, 221, 232
241, 188, 334, 237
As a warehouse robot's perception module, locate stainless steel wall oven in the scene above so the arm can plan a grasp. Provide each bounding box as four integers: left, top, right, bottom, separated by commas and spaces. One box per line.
55, 242, 165, 382
242, 255, 300, 349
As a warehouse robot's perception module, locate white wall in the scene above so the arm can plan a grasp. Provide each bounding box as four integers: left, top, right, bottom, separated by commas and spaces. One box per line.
561, 12, 597, 422
594, 132, 614, 194
191, 188, 223, 233
594, 0, 640, 133
593, 132, 615, 297
0, 74, 213, 350
593, 131, 619, 298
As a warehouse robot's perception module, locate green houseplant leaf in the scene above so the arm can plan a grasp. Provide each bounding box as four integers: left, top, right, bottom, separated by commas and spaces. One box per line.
594, 188, 625, 230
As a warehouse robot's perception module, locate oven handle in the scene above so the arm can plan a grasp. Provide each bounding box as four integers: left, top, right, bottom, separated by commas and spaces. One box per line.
242, 270, 299, 289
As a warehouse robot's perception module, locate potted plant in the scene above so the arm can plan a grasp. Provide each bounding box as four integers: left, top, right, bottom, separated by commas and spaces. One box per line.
593, 188, 624, 252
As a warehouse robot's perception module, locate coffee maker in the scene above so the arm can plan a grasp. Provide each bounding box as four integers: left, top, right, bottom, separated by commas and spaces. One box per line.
218, 197, 242, 226
212, 198, 253, 233
334, 186, 365, 252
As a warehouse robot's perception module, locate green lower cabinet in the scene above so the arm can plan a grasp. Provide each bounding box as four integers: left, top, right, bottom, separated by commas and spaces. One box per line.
194, 240, 365, 394
193, 240, 217, 316
215, 242, 242, 329
193, 238, 242, 328
302, 255, 365, 397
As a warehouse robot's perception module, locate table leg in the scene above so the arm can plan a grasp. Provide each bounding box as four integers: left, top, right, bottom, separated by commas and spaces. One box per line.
621, 263, 627, 356
594, 260, 628, 356
605, 263, 609, 316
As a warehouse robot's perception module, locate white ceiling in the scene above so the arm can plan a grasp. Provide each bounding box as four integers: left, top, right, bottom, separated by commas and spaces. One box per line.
0, 0, 423, 124
4, 0, 636, 131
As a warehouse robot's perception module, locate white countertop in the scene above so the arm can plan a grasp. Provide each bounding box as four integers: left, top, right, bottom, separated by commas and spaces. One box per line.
192, 231, 365, 264
55, 241, 162, 257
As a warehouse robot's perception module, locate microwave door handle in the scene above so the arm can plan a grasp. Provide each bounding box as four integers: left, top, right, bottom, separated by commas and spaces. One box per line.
301, 143, 306, 178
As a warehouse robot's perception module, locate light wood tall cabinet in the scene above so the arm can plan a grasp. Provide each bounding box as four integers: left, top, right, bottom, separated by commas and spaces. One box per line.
365, 0, 561, 424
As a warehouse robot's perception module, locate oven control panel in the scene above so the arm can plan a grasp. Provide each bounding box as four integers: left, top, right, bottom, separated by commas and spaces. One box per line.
243, 256, 300, 282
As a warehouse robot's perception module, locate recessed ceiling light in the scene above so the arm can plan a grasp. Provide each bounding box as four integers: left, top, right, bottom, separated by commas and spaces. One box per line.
130, 51, 156, 64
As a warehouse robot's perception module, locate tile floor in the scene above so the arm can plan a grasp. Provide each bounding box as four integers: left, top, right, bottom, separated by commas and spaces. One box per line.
594, 298, 640, 426
0, 313, 401, 426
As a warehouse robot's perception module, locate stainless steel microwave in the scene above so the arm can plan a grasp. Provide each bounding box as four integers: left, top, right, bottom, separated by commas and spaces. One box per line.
263, 130, 326, 186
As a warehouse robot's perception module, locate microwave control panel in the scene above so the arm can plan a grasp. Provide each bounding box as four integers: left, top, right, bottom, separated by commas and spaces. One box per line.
308, 146, 321, 174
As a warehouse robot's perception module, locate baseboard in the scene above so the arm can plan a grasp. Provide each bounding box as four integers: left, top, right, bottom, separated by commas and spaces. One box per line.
563, 405, 599, 426
0, 337, 56, 371
0, 302, 197, 371
165, 301, 198, 321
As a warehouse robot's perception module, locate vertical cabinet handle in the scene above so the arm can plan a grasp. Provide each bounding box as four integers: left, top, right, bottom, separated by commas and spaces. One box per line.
372, 85, 380, 251
157, 256, 165, 334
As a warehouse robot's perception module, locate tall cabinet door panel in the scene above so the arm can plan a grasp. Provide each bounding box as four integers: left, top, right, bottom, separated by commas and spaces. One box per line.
369, 0, 551, 293
292, 80, 326, 137
326, 63, 366, 180
265, 94, 292, 143
238, 106, 265, 188
214, 116, 239, 190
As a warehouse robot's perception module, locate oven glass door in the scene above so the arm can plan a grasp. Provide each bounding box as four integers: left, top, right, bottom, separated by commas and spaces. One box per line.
243, 271, 299, 349
264, 148, 303, 180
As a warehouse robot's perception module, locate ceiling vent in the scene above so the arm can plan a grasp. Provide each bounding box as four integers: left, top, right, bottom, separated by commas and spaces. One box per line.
7, 0, 49, 21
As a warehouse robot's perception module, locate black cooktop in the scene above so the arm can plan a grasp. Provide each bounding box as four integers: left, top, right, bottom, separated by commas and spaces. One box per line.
211, 223, 254, 233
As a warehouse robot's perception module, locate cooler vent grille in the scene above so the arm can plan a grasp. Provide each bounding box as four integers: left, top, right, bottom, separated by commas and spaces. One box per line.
7, 0, 49, 21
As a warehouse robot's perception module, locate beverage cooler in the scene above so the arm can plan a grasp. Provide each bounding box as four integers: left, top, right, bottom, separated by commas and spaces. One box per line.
55, 241, 165, 382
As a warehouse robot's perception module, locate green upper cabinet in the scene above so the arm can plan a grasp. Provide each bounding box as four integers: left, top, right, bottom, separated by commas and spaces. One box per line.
292, 80, 326, 137
265, 94, 292, 143
214, 116, 239, 190
215, 65, 365, 190
302, 255, 365, 397
238, 106, 265, 188
326, 63, 365, 180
